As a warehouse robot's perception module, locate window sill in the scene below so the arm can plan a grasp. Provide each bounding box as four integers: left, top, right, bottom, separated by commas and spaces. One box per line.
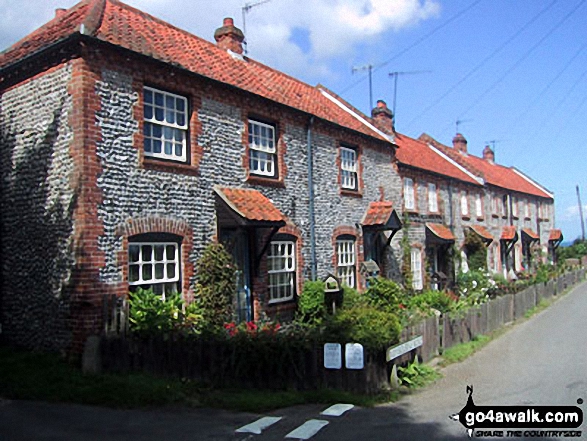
340, 188, 363, 198
246, 174, 285, 188
477, 216, 485, 222
143, 158, 199, 176
513, 216, 519, 220
491, 214, 499, 218
524, 217, 531, 221
461, 215, 471, 221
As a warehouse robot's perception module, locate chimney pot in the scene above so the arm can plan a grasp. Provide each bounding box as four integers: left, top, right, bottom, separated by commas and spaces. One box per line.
452, 133, 468, 154
55, 8, 67, 18
371, 99, 394, 134
483, 145, 495, 163
214, 17, 245, 55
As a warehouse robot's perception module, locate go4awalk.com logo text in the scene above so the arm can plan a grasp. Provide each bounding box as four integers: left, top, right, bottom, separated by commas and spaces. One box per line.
450, 386, 584, 438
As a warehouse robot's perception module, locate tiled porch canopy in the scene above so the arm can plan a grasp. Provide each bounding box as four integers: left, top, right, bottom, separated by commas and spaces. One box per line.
426, 222, 455, 244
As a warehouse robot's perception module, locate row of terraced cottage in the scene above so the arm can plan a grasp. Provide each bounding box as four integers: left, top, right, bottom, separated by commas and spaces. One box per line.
0, 0, 563, 353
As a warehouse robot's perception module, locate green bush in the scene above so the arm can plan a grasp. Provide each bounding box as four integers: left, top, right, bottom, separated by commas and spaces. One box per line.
407, 289, 454, 314
324, 305, 401, 350
193, 243, 236, 327
363, 277, 406, 313
128, 288, 182, 336
456, 270, 491, 304
296, 280, 326, 325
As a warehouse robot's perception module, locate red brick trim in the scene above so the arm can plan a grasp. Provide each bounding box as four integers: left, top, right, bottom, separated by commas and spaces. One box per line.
116, 216, 194, 301
337, 143, 364, 197
332, 225, 364, 290
243, 114, 287, 186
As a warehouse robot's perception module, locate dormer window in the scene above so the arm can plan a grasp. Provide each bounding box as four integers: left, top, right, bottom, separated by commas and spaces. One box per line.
248, 119, 277, 178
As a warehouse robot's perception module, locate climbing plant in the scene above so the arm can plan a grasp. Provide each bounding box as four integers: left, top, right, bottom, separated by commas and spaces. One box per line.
464, 230, 487, 272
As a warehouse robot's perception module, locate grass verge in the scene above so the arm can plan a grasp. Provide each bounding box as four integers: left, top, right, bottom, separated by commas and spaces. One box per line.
439, 334, 492, 366
0, 345, 394, 412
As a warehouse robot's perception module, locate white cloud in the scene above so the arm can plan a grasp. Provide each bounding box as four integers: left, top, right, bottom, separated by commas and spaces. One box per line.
562, 204, 587, 222
1, 0, 440, 81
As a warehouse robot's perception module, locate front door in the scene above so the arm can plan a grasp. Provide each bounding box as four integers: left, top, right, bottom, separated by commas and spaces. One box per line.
220, 229, 252, 323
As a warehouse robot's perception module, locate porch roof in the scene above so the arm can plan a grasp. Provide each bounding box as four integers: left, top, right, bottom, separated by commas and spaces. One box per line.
521, 228, 540, 243
468, 225, 494, 244
426, 223, 455, 243
548, 229, 563, 243
361, 201, 402, 231
214, 186, 287, 227
500, 226, 518, 242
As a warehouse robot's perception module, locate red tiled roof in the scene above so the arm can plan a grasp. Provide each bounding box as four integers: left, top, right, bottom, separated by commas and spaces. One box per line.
394, 133, 480, 186
0, 0, 388, 143
426, 223, 455, 241
521, 228, 539, 241
548, 229, 563, 242
215, 187, 286, 223
419, 134, 552, 199
501, 226, 518, 241
469, 225, 494, 242
362, 201, 394, 226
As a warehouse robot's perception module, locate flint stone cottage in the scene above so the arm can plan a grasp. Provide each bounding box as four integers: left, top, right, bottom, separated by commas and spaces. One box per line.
0, 0, 403, 353
0, 0, 560, 354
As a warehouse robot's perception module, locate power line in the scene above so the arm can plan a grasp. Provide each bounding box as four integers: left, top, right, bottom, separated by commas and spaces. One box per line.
504, 40, 587, 135
405, 0, 558, 131
339, 0, 485, 95
457, 0, 586, 119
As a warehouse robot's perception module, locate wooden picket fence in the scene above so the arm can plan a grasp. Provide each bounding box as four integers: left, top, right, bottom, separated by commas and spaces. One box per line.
97, 269, 585, 393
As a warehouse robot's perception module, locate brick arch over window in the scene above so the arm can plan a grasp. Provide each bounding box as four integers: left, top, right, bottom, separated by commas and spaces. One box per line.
116, 216, 194, 300
332, 225, 364, 290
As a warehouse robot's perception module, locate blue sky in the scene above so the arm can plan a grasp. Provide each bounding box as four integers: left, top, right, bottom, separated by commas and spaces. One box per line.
2, 0, 586, 242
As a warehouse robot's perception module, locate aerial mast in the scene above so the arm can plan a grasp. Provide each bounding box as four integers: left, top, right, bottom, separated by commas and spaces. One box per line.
241, 0, 272, 55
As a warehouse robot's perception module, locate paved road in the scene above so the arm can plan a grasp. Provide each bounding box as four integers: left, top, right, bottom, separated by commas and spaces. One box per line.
1, 282, 586, 440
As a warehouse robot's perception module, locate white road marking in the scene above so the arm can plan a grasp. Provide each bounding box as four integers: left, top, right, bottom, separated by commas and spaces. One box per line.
285, 419, 329, 439
235, 416, 282, 434
320, 403, 354, 417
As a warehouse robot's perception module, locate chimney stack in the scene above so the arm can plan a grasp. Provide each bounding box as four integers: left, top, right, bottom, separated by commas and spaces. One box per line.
214, 17, 245, 55
371, 100, 394, 134
55, 8, 67, 18
483, 145, 495, 163
452, 133, 468, 154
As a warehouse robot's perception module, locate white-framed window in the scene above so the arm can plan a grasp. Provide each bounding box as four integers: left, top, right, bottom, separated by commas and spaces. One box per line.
129, 241, 180, 298
143, 87, 188, 162
404, 178, 415, 210
461, 192, 469, 216
336, 238, 356, 288
340, 146, 358, 190
248, 119, 277, 177
524, 200, 531, 218
267, 240, 296, 303
475, 194, 483, 218
411, 247, 423, 290
512, 197, 518, 218
428, 183, 438, 212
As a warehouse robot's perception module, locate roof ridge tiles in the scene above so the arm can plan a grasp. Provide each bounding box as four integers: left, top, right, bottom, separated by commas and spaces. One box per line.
81, 0, 107, 36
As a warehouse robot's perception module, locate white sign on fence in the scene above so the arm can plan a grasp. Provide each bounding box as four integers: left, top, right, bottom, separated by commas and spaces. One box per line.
345, 343, 364, 370
386, 336, 423, 362
324, 343, 342, 369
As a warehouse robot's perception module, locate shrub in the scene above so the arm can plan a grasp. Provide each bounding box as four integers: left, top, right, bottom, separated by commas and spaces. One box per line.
324, 305, 401, 350
296, 280, 326, 325
128, 288, 182, 336
464, 230, 487, 271
407, 289, 454, 314
363, 277, 406, 313
193, 243, 236, 327
456, 270, 491, 304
